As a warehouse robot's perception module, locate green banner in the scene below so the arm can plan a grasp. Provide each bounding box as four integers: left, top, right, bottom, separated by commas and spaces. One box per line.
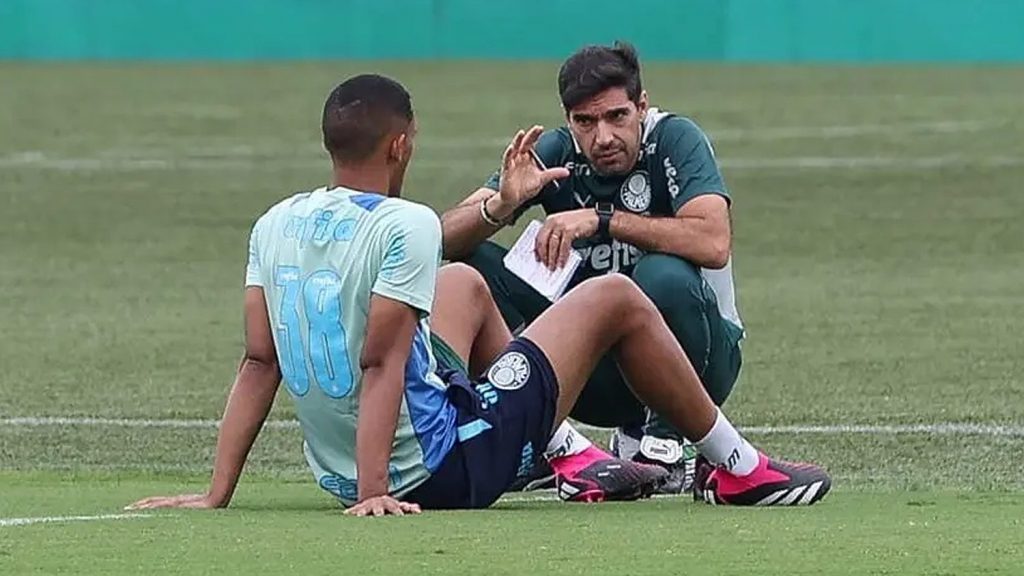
2, 0, 1022, 62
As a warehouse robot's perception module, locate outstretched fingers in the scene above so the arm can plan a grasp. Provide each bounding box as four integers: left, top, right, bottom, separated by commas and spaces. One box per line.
502, 129, 526, 172
519, 125, 545, 152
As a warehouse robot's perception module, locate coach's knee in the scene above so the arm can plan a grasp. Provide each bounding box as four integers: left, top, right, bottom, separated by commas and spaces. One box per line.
631, 253, 705, 313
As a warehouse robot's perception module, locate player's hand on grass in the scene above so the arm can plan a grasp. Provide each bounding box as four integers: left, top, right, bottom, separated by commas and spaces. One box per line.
344, 495, 422, 517
125, 492, 225, 511
496, 125, 569, 216
535, 209, 598, 269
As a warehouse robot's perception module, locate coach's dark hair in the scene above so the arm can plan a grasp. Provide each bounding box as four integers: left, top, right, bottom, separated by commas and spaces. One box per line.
322, 74, 413, 162
558, 41, 642, 111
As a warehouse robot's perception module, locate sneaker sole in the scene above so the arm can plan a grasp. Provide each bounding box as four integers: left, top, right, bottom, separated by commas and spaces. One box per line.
706, 477, 832, 506
560, 474, 666, 503
520, 473, 556, 492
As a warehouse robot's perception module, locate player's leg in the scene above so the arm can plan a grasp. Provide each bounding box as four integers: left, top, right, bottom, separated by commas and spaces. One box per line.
430, 263, 666, 502
612, 253, 744, 492
430, 263, 513, 377
461, 241, 551, 333
523, 274, 717, 436
462, 242, 640, 463
466, 242, 658, 468
522, 274, 831, 506
631, 253, 740, 405
462, 243, 585, 491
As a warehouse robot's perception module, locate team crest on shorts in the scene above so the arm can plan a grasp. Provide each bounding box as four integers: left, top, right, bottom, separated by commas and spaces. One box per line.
620, 171, 652, 213
487, 352, 531, 391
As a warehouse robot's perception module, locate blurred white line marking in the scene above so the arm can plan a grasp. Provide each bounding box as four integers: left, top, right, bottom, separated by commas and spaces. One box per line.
416, 120, 1001, 147
1, 120, 1012, 171
0, 513, 151, 528
2, 152, 1020, 172
711, 120, 996, 141
719, 156, 1023, 169
0, 416, 291, 429
746, 423, 1024, 436
2, 417, 1023, 437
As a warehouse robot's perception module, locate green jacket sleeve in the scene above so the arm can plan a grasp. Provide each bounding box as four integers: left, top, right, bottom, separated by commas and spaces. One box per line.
659, 117, 729, 213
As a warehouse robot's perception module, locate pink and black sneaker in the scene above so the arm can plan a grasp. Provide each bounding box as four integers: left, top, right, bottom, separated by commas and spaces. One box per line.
551, 446, 668, 503
694, 452, 831, 506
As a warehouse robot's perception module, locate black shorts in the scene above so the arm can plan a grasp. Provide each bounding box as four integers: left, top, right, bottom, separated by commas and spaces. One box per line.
405, 337, 558, 509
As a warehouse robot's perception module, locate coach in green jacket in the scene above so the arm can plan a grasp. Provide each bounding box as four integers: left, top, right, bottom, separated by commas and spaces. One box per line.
440, 41, 745, 492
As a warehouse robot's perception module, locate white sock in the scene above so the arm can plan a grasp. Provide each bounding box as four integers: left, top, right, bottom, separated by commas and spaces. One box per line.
694, 409, 759, 476
544, 422, 592, 460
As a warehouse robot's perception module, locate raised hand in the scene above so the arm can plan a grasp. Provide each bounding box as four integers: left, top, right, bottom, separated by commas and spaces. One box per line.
497, 126, 569, 210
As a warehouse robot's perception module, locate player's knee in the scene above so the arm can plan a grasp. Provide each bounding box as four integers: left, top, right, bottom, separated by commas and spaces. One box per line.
438, 263, 490, 302
631, 253, 704, 311
586, 274, 659, 329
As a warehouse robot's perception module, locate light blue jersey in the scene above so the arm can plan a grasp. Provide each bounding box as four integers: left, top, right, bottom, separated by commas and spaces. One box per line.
245, 186, 453, 505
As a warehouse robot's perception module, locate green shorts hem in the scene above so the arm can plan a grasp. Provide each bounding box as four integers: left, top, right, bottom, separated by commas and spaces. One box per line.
430, 332, 468, 375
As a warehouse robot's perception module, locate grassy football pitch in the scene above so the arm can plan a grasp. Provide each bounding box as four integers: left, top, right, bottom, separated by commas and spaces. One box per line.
1, 62, 1022, 574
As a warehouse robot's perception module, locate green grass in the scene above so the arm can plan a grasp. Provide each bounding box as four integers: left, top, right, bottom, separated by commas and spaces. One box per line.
1, 62, 1023, 574
3, 475, 1023, 576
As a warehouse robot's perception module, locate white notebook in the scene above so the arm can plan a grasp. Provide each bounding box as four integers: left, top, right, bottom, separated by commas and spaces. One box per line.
502, 220, 582, 302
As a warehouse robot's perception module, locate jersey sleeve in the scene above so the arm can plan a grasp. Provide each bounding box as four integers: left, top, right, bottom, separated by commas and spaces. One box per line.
660, 118, 730, 213
482, 129, 569, 217
244, 219, 264, 287
371, 203, 442, 315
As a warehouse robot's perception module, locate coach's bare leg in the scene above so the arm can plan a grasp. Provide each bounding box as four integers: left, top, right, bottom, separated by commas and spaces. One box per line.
522, 274, 719, 440
430, 263, 513, 377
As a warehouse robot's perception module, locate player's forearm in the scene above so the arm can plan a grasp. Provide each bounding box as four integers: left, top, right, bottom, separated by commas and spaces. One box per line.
355, 365, 405, 500
207, 358, 281, 506
610, 212, 730, 269
440, 189, 513, 260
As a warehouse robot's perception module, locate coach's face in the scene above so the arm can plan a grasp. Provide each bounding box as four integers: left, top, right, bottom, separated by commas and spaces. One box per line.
567, 87, 648, 176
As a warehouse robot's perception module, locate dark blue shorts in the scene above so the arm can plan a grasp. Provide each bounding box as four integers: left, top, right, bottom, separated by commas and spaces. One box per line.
404, 337, 559, 509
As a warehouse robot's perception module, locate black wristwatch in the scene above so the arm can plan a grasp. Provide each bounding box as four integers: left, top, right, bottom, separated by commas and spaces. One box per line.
595, 202, 615, 240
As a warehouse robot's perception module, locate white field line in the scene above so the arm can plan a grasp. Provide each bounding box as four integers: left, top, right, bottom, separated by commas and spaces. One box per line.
0, 513, 151, 528
720, 155, 1023, 169
3, 151, 1021, 172
710, 119, 996, 142
2, 417, 1023, 437
0, 416, 293, 429
414, 119, 1001, 148
1, 119, 1014, 172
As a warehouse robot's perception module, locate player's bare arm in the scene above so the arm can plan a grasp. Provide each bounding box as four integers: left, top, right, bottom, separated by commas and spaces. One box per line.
440, 126, 568, 260
346, 294, 423, 517
127, 287, 282, 510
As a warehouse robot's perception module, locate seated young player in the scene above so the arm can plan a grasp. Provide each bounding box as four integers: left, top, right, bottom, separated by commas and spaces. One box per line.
127, 74, 831, 515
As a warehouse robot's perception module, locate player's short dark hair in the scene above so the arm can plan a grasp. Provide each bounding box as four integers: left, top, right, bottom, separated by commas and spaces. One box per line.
321, 74, 413, 162
558, 41, 642, 111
